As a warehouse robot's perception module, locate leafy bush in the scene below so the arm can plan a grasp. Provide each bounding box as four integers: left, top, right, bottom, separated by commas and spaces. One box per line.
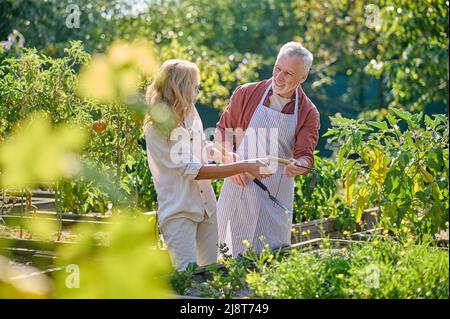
293, 153, 349, 223
56, 177, 110, 214
247, 238, 449, 299
0, 41, 90, 137
0, 41, 160, 213
247, 243, 350, 298
324, 109, 449, 238
344, 239, 449, 299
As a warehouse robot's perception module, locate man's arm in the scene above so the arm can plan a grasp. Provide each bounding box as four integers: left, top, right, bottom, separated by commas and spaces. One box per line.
214, 85, 245, 155
285, 106, 320, 177
214, 86, 250, 185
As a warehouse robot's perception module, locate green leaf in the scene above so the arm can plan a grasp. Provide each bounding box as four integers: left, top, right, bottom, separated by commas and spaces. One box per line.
351, 131, 362, 148
322, 128, 339, 137
391, 108, 412, 123
426, 148, 443, 173
355, 186, 368, 222
367, 121, 389, 131
415, 191, 429, 203
424, 115, 434, 128
398, 151, 411, 168
411, 112, 423, 125
404, 132, 416, 151
385, 169, 401, 193
385, 114, 398, 127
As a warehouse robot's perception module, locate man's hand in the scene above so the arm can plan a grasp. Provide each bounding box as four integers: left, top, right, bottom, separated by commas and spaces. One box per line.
284, 158, 311, 177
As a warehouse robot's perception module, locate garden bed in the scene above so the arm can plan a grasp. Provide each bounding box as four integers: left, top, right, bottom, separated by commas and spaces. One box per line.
1, 204, 447, 299
3, 227, 448, 299
176, 236, 449, 299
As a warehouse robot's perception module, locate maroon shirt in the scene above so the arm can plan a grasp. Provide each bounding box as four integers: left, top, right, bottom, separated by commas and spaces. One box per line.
215, 78, 320, 166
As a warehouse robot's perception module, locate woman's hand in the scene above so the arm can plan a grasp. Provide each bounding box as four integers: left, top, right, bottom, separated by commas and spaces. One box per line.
244, 157, 274, 181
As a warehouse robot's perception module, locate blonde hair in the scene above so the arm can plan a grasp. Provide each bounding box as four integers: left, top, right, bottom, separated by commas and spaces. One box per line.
145, 59, 200, 129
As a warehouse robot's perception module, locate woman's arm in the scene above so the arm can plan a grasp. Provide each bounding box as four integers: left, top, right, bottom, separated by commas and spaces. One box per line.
195, 159, 272, 180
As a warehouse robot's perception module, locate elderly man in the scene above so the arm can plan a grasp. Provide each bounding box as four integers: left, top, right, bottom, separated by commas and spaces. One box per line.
214, 42, 320, 257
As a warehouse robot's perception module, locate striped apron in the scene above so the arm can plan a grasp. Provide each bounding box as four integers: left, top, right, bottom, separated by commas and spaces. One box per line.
217, 81, 299, 257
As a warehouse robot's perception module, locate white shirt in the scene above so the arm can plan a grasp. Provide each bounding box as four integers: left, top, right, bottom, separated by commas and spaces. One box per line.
144, 107, 217, 228
269, 93, 291, 112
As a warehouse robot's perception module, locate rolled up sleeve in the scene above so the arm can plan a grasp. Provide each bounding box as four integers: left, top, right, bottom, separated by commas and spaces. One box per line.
294, 107, 320, 167
180, 162, 202, 178
146, 128, 203, 180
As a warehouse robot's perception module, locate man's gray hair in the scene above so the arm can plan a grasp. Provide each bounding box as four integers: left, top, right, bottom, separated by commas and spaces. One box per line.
277, 42, 313, 74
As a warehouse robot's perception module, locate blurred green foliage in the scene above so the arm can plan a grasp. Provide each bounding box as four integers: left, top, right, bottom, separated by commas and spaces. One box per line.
0, 112, 86, 188
53, 214, 173, 298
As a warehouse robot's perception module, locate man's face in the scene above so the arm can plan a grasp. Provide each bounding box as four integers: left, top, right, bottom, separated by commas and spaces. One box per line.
272, 54, 307, 98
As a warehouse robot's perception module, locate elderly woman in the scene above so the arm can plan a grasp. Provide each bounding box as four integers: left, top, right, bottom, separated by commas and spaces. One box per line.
144, 59, 272, 270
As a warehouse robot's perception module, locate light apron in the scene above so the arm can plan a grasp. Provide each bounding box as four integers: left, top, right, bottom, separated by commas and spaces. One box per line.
217, 81, 299, 257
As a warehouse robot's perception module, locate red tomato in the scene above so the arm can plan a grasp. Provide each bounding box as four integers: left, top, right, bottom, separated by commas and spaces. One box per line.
92, 120, 107, 133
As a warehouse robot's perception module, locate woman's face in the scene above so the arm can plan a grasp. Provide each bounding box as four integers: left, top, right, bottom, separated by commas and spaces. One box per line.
192, 83, 200, 103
